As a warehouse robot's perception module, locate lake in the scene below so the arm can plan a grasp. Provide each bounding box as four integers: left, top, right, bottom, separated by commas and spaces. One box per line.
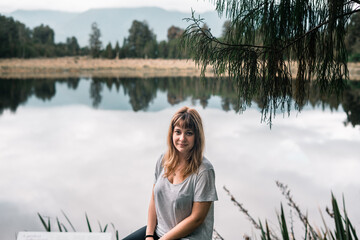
0, 77, 359, 240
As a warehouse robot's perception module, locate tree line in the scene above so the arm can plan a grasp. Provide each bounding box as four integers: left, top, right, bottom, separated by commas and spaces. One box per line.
0, 15, 84, 58
1, 12, 359, 60
0, 14, 190, 59
89, 21, 189, 59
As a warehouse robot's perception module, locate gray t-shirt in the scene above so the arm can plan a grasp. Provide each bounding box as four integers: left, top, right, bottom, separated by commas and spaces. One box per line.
153, 155, 218, 240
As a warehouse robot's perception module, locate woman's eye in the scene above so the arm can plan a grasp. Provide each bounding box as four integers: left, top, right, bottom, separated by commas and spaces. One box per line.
186, 132, 193, 136
175, 130, 181, 134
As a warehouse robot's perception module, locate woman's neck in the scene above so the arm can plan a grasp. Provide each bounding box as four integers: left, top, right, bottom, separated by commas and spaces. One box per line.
177, 153, 187, 164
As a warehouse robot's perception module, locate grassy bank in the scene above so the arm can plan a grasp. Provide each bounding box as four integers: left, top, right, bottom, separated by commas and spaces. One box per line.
0, 57, 209, 78
0, 57, 359, 79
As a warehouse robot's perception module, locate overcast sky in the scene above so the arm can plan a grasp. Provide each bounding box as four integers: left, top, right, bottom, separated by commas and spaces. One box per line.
0, 0, 216, 13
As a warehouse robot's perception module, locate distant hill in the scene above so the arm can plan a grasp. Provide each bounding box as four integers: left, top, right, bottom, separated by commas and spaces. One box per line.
5, 7, 226, 47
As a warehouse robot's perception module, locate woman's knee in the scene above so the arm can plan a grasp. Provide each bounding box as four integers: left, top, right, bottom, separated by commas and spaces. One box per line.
122, 226, 147, 240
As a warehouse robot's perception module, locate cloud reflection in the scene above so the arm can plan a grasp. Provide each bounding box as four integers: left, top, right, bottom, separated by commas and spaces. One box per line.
0, 105, 359, 239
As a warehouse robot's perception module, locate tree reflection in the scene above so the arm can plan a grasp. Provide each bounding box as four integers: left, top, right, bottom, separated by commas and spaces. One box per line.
33, 79, 56, 101
90, 79, 103, 108
0, 77, 359, 127
343, 82, 360, 127
0, 78, 80, 114
116, 78, 158, 111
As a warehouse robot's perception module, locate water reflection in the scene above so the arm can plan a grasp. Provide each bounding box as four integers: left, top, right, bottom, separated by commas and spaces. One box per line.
1, 77, 360, 127
0, 77, 360, 239
343, 81, 360, 127
0, 106, 359, 240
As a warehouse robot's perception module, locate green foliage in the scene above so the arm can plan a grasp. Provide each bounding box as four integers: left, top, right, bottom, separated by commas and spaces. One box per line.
182, 0, 360, 126
85, 213, 92, 232
0, 14, 84, 58
33, 24, 54, 45
348, 54, 360, 62
38, 213, 51, 232
167, 26, 184, 41
89, 22, 102, 58
346, 11, 360, 62
161, 25, 189, 59
144, 39, 158, 58
226, 182, 358, 240
158, 40, 168, 58
103, 42, 114, 59
119, 22, 189, 59
3, 7, 359, 64
122, 20, 157, 58
278, 205, 290, 240
37, 184, 358, 240
114, 41, 120, 59
0, 14, 32, 58
0, 14, 190, 59
66, 37, 80, 56
37, 211, 119, 239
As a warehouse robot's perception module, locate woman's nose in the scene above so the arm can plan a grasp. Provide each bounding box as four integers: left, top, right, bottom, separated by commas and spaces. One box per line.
179, 133, 185, 141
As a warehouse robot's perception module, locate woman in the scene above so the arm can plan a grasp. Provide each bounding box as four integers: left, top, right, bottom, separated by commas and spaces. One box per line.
124, 106, 218, 240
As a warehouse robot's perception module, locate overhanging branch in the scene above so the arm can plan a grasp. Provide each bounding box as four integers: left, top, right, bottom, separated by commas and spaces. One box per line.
187, 2, 360, 53
279, 7, 360, 53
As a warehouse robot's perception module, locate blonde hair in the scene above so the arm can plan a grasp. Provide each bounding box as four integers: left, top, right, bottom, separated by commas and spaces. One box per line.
163, 106, 205, 178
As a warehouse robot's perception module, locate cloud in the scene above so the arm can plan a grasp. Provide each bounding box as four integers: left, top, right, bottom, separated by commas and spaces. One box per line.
0, 105, 359, 239
0, 0, 215, 13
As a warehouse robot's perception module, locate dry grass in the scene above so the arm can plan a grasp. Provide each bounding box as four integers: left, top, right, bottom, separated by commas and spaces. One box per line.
347, 62, 360, 80
0, 57, 213, 79
0, 57, 359, 80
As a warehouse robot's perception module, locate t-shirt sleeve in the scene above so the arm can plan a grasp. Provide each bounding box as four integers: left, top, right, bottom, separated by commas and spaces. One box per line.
154, 154, 163, 184
194, 168, 218, 202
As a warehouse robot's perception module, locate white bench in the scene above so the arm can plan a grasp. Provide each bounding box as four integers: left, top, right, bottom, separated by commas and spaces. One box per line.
17, 232, 112, 240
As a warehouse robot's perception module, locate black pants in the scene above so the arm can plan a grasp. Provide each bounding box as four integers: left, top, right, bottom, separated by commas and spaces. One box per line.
122, 226, 160, 240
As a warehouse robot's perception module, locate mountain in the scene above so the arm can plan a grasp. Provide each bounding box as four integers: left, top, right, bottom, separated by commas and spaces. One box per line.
5, 7, 226, 47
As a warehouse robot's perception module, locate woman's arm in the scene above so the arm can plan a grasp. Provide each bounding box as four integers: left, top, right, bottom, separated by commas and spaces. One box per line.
159, 201, 212, 240
146, 185, 157, 238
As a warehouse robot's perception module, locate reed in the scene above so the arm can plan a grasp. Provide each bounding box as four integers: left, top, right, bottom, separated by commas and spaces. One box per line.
224, 181, 358, 240
37, 211, 118, 239
37, 181, 357, 240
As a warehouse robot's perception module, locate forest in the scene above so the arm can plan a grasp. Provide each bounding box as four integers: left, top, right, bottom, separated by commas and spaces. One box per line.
0, 14, 190, 59
1, 12, 359, 61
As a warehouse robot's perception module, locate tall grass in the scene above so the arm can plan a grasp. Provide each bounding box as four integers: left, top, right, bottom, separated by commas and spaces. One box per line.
224, 181, 358, 240
37, 211, 118, 239
38, 181, 358, 240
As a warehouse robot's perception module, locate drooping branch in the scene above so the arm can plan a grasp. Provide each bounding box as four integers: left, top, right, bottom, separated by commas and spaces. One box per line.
280, 7, 360, 53
182, 0, 356, 126
186, 3, 360, 55
183, 13, 271, 50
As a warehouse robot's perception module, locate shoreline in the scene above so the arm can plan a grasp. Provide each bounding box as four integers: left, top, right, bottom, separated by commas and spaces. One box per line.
0, 57, 359, 80
0, 57, 208, 79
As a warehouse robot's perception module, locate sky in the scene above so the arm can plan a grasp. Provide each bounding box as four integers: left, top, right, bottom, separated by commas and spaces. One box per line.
0, 0, 216, 13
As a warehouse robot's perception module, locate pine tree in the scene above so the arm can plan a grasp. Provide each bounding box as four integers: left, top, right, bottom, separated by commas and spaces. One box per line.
89, 22, 102, 58
114, 41, 120, 59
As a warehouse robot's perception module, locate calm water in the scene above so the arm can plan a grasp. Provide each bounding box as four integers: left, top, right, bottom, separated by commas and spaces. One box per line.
0, 77, 360, 240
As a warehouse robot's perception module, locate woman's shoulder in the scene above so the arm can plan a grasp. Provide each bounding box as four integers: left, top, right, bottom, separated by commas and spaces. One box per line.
155, 154, 164, 172
198, 156, 215, 174
157, 153, 164, 163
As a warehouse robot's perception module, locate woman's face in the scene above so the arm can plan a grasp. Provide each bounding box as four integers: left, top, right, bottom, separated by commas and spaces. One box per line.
172, 125, 195, 155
